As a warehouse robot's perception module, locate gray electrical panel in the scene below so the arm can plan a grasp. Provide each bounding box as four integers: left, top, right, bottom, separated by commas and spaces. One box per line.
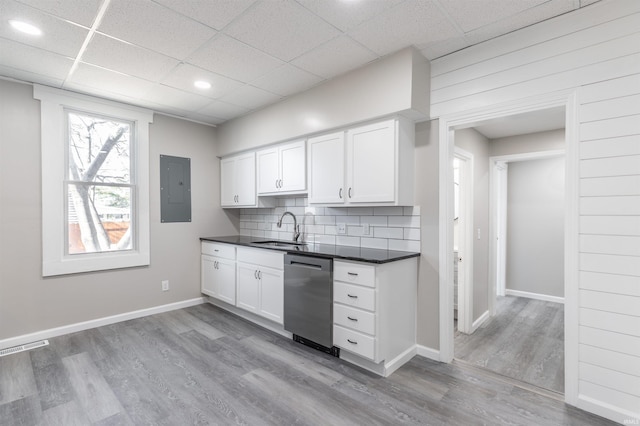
160, 155, 191, 223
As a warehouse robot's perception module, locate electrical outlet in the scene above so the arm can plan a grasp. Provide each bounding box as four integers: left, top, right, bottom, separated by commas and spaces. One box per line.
362, 223, 370, 235
337, 223, 346, 234
162, 280, 169, 291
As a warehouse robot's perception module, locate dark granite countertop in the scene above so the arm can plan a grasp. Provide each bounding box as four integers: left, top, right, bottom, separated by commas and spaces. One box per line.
200, 235, 420, 264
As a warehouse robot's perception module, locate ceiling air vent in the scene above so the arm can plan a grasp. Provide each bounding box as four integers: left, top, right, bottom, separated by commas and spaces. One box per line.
0, 340, 49, 357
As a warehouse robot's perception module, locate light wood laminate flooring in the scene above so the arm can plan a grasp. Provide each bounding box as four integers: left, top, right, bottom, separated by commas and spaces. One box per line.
1, 302, 611, 425
455, 296, 564, 393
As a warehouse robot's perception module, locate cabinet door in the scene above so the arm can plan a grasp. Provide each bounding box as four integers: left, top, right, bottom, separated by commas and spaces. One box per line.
216, 258, 236, 305
308, 132, 345, 204
220, 157, 237, 206
201, 255, 217, 297
236, 263, 259, 314
279, 140, 306, 192
347, 120, 396, 203
258, 267, 284, 324
235, 153, 256, 206
257, 147, 279, 194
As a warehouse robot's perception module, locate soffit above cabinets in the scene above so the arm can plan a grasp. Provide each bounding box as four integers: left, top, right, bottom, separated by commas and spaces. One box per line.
0, 0, 600, 126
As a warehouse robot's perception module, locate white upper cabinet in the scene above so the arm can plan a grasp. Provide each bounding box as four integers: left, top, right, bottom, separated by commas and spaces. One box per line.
257, 140, 306, 195
220, 152, 256, 208
308, 118, 414, 206
307, 131, 345, 204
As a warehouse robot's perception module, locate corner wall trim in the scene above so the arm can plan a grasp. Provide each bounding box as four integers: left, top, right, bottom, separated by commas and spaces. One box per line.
471, 310, 491, 333
416, 344, 441, 362
0, 297, 206, 351
505, 289, 565, 304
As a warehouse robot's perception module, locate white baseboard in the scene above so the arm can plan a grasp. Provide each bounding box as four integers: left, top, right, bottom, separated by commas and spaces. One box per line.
383, 346, 418, 377
0, 297, 206, 351
416, 344, 441, 362
578, 395, 640, 425
206, 297, 291, 339
471, 310, 490, 333
505, 289, 565, 304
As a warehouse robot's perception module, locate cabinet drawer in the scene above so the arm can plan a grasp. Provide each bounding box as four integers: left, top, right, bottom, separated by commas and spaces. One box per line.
334, 261, 375, 287
334, 304, 375, 335
237, 247, 284, 270
334, 282, 375, 311
334, 325, 375, 360
202, 242, 235, 260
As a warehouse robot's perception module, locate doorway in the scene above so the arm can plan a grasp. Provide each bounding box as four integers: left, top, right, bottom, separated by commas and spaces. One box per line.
437, 91, 580, 402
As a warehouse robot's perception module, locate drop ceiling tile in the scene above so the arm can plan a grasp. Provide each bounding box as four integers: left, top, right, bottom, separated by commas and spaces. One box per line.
187, 34, 283, 82
224, 0, 340, 62
65, 63, 155, 99
438, 0, 548, 33
348, 0, 460, 57
0, 64, 64, 87
197, 99, 250, 121
152, 0, 257, 30
464, 0, 575, 46
97, 0, 216, 60
15, 0, 102, 27
0, 37, 73, 80
418, 36, 469, 61
142, 84, 212, 111
296, 0, 404, 31
161, 63, 243, 99
251, 64, 323, 97
291, 35, 378, 79
219, 85, 281, 110
0, 0, 89, 57
82, 34, 179, 82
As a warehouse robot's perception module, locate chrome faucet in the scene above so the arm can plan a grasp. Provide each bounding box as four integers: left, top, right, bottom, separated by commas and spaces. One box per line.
277, 211, 300, 242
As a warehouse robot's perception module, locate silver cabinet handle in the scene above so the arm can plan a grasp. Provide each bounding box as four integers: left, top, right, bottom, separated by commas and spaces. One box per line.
279, 179, 283, 188
214, 249, 219, 252
254, 270, 258, 279
339, 188, 343, 199
347, 272, 358, 276
347, 294, 358, 299
348, 187, 352, 198
347, 316, 358, 322
258, 270, 262, 279
275, 179, 279, 188
347, 339, 358, 345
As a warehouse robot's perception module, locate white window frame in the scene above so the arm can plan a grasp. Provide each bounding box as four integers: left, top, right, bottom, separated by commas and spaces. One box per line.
34, 85, 152, 276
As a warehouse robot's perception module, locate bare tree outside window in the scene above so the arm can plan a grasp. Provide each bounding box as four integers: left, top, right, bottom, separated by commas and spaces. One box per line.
67, 111, 134, 254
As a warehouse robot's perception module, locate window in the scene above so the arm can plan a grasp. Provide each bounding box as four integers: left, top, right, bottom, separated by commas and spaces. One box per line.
35, 85, 153, 276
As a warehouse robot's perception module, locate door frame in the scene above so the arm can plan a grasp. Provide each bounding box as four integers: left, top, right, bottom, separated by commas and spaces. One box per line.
453, 146, 474, 334
437, 89, 579, 405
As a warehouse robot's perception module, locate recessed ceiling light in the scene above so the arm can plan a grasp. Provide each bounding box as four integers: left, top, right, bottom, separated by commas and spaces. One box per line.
9, 20, 42, 36
194, 80, 211, 90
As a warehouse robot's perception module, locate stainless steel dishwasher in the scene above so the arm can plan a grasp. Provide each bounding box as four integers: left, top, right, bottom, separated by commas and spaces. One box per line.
284, 254, 339, 356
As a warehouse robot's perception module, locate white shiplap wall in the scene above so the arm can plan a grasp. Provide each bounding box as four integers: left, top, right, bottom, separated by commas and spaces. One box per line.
430, 0, 640, 423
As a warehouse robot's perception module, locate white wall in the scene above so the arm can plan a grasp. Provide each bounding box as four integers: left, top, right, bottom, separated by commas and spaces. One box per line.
490, 129, 565, 157
430, 0, 640, 421
454, 129, 490, 323
506, 157, 565, 298
0, 79, 237, 342
216, 47, 429, 156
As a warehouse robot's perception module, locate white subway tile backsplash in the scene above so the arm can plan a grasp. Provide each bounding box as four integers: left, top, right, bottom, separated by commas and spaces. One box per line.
361, 237, 389, 250
388, 239, 420, 252
404, 228, 421, 240
314, 215, 336, 225
337, 215, 360, 225
374, 206, 403, 216
360, 216, 388, 226
238, 202, 420, 252
374, 227, 404, 239
388, 216, 420, 228
348, 207, 372, 216
336, 236, 360, 247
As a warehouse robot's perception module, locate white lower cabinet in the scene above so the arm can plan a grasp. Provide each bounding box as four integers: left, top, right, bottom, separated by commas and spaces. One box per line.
236, 247, 284, 324
333, 258, 417, 373
201, 242, 236, 305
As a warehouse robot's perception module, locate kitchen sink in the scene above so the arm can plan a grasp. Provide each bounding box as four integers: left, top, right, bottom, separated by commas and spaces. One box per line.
251, 240, 307, 250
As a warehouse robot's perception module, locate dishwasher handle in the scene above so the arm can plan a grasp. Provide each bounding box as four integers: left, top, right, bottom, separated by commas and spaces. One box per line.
285, 254, 332, 272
